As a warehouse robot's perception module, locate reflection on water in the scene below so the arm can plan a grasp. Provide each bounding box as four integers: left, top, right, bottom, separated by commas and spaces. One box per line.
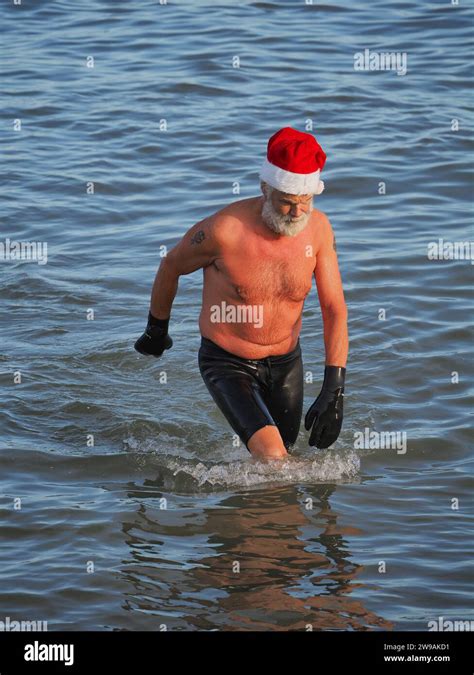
120, 482, 393, 630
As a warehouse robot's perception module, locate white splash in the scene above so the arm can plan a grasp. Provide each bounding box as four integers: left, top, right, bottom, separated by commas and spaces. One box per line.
162, 452, 360, 488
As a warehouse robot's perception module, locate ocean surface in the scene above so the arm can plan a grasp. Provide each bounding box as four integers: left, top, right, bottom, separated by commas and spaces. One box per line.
1, 0, 473, 631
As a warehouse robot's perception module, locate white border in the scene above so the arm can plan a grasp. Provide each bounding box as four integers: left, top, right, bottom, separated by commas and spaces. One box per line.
259, 158, 324, 195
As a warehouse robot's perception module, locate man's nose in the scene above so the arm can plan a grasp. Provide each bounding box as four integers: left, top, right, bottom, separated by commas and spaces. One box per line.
291, 205, 303, 218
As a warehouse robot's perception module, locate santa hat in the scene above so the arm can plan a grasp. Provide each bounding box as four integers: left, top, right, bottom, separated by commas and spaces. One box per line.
259, 126, 326, 195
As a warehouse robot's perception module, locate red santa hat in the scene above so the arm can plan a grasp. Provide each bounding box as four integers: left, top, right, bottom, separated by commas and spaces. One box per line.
259, 126, 326, 195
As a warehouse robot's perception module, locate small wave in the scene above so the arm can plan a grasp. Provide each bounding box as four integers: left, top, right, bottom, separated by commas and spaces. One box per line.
152, 452, 361, 490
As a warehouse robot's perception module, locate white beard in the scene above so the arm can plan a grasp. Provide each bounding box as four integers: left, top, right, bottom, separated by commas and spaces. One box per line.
261, 196, 313, 237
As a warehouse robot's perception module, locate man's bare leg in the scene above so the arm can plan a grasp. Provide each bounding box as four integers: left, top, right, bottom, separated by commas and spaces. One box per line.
247, 425, 289, 460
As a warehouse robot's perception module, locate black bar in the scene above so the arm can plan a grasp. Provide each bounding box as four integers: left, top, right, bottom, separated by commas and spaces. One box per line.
0, 630, 470, 673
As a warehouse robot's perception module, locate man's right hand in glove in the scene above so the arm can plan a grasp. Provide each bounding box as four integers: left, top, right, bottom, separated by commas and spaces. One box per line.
304, 365, 345, 449
134, 312, 173, 358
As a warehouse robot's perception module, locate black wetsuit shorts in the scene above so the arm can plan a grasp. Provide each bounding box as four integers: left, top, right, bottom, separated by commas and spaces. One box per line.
198, 336, 304, 452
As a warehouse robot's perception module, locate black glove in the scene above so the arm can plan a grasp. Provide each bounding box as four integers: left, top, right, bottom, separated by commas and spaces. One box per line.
134, 312, 173, 358
304, 365, 345, 448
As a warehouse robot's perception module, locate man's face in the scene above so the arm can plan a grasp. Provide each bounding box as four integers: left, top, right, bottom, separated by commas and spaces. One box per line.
261, 184, 313, 236
272, 191, 312, 219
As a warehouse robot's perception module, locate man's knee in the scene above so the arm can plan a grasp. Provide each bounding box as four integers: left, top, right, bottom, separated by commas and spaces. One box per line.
246, 425, 288, 459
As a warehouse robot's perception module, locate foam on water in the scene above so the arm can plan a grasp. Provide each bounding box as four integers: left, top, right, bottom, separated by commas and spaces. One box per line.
162, 453, 361, 488
124, 446, 361, 491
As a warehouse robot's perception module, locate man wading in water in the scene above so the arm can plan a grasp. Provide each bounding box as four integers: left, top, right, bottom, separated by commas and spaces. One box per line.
135, 127, 349, 460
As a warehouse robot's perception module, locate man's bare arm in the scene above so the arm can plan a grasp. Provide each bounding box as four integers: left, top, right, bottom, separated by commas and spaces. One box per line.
314, 214, 348, 367
149, 215, 224, 319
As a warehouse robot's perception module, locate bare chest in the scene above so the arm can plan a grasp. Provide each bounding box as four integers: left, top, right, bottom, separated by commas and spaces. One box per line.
215, 242, 315, 304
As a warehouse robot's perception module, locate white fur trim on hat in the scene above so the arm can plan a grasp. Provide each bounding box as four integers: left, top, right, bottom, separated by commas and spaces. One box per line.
259, 158, 325, 195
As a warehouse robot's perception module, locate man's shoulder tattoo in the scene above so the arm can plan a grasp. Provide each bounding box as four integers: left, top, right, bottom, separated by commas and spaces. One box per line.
191, 230, 205, 245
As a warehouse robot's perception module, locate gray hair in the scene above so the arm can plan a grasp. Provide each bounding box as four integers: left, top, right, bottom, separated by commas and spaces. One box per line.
260, 180, 274, 199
